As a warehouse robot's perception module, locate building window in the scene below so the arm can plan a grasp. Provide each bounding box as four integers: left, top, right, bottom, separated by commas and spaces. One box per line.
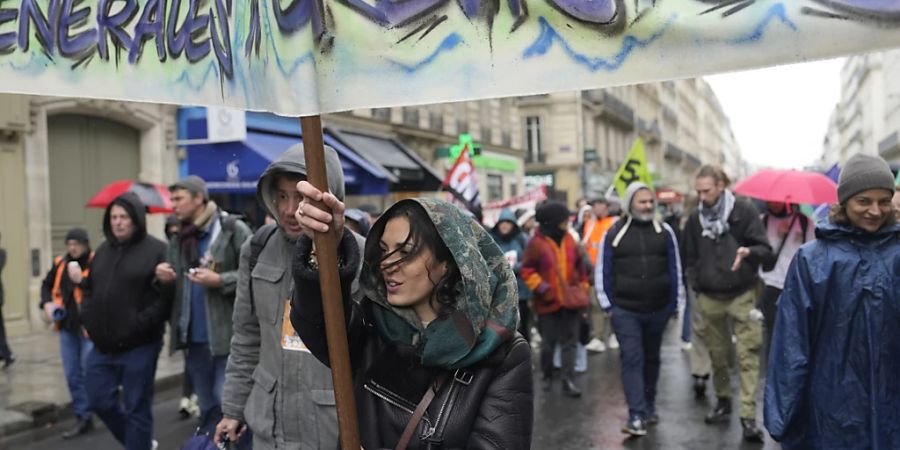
510, 182, 518, 197
525, 116, 542, 163
402, 107, 419, 126
487, 174, 504, 202
502, 131, 511, 147
372, 108, 391, 121
457, 119, 469, 134
429, 112, 444, 132
481, 126, 492, 144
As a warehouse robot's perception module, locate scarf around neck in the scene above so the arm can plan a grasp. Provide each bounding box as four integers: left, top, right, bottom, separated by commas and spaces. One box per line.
178, 201, 218, 267
699, 190, 735, 240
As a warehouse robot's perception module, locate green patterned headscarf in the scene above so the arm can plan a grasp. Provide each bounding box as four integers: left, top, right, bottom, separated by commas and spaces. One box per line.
360, 198, 519, 369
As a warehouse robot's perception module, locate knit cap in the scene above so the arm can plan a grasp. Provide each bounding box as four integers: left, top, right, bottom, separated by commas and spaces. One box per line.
64, 227, 90, 245
837, 154, 895, 204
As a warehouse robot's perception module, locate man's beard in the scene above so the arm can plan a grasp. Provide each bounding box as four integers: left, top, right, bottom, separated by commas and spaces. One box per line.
633, 211, 654, 222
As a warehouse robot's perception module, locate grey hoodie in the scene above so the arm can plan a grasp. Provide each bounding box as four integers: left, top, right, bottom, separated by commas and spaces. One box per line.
222, 143, 345, 450
257, 143, 345, 234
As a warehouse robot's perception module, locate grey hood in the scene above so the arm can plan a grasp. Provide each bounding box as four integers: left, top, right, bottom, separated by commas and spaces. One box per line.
256, 142, 345, 227
624, 182, 656, 218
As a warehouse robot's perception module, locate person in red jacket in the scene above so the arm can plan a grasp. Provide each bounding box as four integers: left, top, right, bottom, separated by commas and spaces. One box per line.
522, 201, 591, 397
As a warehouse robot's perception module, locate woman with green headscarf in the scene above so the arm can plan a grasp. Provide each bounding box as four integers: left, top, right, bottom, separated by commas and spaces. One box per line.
290, 181, 533, 449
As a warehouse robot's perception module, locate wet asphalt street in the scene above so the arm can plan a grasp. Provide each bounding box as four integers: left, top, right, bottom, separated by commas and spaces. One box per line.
9, 314, 779, 450
532, 315, 780, 450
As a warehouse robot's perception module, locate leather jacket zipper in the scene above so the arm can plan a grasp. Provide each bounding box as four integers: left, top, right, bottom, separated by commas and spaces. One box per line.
364, 382, 416, 415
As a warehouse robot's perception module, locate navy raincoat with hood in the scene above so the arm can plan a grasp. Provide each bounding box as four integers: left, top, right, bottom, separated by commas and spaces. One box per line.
764, 222, 900, 450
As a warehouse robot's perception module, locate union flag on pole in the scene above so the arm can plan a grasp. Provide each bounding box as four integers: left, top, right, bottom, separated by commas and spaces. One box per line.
443, 138, 482, 219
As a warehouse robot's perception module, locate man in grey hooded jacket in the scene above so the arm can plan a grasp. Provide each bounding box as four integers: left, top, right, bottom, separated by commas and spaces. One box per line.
216, 144, 347, 449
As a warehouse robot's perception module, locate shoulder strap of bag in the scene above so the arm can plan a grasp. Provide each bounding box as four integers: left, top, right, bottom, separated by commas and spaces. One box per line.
799, 214, 809, 244
395, 372, 450, 450
772, 214, 800, 262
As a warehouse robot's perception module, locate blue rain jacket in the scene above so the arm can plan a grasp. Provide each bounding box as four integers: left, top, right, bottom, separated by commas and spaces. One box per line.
764, 222, 900, 450
490, 209, 531, 302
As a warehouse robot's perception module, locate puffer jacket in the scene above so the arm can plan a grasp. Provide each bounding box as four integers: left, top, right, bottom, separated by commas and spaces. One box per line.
291, 199, 533, 449
764, 222, 900, 450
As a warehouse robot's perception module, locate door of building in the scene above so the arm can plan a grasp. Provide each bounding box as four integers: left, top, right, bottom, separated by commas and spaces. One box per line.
48, 115, 140, 255
0, 137, 28, 333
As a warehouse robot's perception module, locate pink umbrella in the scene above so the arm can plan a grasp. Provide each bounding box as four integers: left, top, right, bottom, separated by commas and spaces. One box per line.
734, 169, 838, 205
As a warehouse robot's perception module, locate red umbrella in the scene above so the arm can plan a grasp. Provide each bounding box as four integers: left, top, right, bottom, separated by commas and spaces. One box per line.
734, 169, 838, 205
86, 180, 173, 214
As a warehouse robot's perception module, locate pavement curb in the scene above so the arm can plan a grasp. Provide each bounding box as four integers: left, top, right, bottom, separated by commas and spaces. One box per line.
0, 372, 183, 440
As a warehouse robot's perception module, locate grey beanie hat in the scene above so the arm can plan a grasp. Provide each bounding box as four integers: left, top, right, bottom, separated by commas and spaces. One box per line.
169, 175, 209, 200
837, 154, 895, 204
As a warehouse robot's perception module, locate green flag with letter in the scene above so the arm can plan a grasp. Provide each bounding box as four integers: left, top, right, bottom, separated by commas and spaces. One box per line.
613, 138, 654, 198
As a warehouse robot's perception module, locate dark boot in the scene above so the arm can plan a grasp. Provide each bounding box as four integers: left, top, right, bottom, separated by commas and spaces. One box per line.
741, 418, 764, 443
704, 397, 732, 424
692, 374, 708, 398
1, 354, 15, 370
62, 417, 94, 439
561, 379, 582, 398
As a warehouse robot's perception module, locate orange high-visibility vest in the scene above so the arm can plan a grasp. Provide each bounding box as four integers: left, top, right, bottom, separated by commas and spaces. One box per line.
582, 216, 617, 266
51, 253, 93, 309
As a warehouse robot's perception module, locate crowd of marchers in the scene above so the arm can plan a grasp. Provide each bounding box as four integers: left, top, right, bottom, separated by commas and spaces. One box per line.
4, 148, 899, 450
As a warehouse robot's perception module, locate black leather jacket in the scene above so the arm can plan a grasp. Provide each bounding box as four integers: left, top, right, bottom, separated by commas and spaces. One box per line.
291, 232, 533, 449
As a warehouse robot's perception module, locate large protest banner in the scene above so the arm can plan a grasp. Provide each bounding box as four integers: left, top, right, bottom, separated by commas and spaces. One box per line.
0, 1, 899, 115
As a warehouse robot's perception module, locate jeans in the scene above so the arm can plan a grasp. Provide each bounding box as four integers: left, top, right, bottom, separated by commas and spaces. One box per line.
538, 309, 580, 381
611, 305, 671, 419
185, 343, 227, 421
60, 329, 93, 420
86, 341, 162, 450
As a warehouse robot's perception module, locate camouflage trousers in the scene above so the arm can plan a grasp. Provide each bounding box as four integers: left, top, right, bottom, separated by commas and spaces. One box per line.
697, 289, 762, 419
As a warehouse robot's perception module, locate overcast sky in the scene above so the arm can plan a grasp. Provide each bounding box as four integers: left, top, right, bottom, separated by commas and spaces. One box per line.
706, 58, 845, 170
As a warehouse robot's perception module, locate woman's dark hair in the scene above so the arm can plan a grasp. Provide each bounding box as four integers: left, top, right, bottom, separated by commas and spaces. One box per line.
364, 201, 461, 314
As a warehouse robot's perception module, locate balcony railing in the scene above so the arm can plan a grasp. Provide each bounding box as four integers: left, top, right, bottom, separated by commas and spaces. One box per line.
599, 91, 634, 130
684, 152, 701, 169
664, 143, 684, 162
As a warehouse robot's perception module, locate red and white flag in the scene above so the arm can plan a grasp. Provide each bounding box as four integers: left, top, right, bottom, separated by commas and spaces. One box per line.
442, 143, 481, 217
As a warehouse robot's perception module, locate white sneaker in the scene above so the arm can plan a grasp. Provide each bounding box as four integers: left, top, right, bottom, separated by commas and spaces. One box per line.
585, 338, 607, 353
188, 394, 201, 418
151, 439, 158, 450
681, 342, 692, 352
608, 335, 619, 350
